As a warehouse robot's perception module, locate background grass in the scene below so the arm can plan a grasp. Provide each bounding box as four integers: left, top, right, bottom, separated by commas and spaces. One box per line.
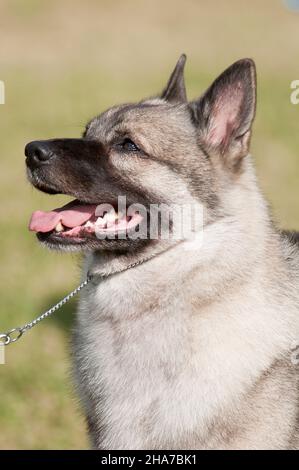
1, 0, 299, 449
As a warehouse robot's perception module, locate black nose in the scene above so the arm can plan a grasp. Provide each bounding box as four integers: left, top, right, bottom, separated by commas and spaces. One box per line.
25, 140, 54, 168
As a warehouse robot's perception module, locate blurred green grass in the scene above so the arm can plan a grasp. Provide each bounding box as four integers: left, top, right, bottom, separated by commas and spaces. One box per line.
1, 0, 299, 449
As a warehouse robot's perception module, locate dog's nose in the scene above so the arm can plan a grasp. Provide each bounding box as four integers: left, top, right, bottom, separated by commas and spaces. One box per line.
25, 140, 54, 168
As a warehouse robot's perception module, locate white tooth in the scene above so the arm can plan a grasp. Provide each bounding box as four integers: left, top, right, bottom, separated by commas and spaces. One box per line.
85, 221, 93, 228
106, 220, 116, 228
95, 217, 105, 227
105, 211, 117, 223
55, 222, 64, 232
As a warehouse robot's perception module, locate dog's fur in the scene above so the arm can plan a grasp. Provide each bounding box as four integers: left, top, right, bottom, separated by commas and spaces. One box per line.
27, 56, 299, 449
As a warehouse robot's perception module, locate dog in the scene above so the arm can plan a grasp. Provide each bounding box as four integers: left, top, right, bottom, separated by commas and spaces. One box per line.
25, 55, 299, 449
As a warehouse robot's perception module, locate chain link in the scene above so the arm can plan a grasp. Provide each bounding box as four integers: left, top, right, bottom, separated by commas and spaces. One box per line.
20, 277, 91, 334
1, 277, 91, 346
0, 244, 178, 347
0, 258, 143, 346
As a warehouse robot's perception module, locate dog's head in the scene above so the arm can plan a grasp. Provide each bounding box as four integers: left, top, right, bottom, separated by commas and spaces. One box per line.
26, 55, 256, 252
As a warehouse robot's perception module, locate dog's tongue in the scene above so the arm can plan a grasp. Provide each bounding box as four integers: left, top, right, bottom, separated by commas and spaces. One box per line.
29, 200, 97, 233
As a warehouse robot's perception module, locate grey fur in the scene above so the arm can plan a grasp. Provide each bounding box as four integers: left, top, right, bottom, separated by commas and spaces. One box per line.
27, 56, 299, 449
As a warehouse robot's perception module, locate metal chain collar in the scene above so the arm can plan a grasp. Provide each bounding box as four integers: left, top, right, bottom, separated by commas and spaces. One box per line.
0, 277, 91, 346
0, 249, 165, 347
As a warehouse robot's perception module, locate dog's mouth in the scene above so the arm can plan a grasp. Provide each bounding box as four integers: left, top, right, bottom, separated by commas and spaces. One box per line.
29, 198, 144, 246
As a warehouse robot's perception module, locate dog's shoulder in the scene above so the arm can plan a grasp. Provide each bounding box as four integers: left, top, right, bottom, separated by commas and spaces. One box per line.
279, 230, 299, 275
281, 230, 299, 248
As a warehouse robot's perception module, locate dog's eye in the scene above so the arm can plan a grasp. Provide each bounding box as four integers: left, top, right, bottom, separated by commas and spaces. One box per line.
121, 138, 139, 152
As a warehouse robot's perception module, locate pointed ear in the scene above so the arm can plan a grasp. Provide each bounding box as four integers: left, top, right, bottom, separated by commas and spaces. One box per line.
191, 59, 256, 167
161, 54, 187, 103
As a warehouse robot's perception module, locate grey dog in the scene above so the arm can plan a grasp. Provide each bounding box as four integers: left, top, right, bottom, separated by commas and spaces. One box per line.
26, 55, 299, 449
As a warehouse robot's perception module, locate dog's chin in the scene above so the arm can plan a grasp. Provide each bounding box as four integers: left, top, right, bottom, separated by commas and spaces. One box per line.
36, 230, 151, 253
37, 231, 97, 252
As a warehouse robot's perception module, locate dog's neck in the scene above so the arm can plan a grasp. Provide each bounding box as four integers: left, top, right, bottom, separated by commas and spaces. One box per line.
87, 240, 180, 280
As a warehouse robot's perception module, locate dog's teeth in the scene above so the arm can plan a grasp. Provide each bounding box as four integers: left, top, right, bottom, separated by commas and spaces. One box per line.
95, 217, 105, 227
103, 211, 117, 223
55, 221, 64, 232
85, 221, 93, 228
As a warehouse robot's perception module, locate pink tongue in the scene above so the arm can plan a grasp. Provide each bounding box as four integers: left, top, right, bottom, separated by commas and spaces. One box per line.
29, 200, 97, 233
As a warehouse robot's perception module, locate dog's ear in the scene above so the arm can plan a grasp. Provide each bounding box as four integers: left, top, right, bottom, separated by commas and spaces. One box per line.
191, 59, 256, 168
161, 54, 187, 103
